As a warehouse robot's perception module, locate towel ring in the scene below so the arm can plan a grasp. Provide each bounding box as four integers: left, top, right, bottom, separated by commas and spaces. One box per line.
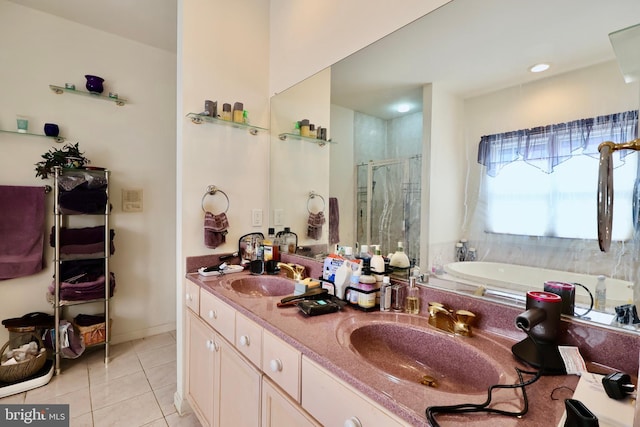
307, 191, 325, 214
201, 185, 230, 214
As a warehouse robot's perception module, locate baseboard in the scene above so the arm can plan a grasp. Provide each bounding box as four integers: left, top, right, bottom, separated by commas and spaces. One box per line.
174, 390, 187, 415
110, 321, 177, 345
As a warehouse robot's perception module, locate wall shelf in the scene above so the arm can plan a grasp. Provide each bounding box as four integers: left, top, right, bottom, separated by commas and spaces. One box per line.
49, 84, 127, 106
186, 112, 267, 135
0, 128, 64, 143
278, 132, 335, 146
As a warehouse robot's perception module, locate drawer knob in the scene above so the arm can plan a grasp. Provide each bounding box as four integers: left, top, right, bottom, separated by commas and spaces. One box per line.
206, 339, 214, 351
344, 417, 362, 427
239, 335, 250, 347
269, 359, 283, 372
185, 293, 192, 301
208, 309, 216, 319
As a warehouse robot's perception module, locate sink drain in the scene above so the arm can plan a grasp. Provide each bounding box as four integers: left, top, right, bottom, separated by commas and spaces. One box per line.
420, 375, 438, 388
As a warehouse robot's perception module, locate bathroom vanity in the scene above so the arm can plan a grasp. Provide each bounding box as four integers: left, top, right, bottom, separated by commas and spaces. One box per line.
180, 254, 636, 426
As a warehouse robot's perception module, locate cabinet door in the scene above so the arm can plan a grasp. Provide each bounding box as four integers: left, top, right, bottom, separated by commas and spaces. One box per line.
235, 312, 263, 368
185, 280, 200, 313
262, 329, 301, 402
186, 312, 215, 427
301, 357, 408, 427
215, 337, 261, 427
200, 289, 235, 342
262, 377, 320, 427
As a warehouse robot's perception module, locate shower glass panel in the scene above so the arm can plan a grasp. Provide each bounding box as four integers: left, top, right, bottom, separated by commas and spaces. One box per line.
356, 156, 421, 262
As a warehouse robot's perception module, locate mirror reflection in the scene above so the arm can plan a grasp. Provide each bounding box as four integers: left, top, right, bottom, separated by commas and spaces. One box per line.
270, 0, 640, 332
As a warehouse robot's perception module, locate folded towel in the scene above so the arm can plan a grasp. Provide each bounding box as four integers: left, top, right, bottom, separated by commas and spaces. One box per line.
204, 211, 229, 249
50, 226, 115, 256
0, 185, 46, 280
58, 188, 108, 214
329, 197, 340, 245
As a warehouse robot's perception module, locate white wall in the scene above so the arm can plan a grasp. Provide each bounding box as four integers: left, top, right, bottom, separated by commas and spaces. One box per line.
0, 1, 177, 346
268, 0, 450, 94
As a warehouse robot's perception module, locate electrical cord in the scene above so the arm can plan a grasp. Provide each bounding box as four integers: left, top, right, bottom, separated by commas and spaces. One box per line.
425, 321, 545, 426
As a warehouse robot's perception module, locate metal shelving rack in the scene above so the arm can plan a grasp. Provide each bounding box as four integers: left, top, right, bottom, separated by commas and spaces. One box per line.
52, 167, 111, 375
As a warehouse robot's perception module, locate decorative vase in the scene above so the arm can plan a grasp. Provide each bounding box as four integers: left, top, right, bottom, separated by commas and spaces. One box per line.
85, 75, 104, 94
44, 123, 59, 137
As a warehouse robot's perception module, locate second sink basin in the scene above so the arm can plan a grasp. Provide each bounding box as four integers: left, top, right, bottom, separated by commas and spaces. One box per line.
229, 275, 295, 297
336, 312, 515, 394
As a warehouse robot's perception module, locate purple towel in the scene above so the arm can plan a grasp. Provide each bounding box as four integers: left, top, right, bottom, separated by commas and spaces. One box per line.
0, 185, 46, 280
329, 197, 340, 245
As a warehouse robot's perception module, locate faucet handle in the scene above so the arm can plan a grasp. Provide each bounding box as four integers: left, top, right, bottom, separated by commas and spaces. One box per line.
454, 309, 476, 336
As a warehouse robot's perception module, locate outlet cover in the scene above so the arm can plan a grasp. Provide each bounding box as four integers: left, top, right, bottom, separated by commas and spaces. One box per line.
252, 209, 263, 226
122, 188, 143, 212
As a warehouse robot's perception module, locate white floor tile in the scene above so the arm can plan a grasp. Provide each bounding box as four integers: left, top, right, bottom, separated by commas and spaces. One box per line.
90, 369, 151, 410
25, 386, 92, 419
144, 360, 176, 391
165, 411, 202, 427
71, 411, 94, 427
93, 391, 164, 427
133, 333, 175, 354
88, 349, 143, 387
153, 383, 178, 417
138, 342, 176, 371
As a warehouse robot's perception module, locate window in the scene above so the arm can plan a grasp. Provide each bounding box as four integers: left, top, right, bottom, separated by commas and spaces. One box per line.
478, 111, 638, 240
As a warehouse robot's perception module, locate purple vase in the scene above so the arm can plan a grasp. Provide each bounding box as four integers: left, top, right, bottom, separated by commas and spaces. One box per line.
85, 75, 105, 94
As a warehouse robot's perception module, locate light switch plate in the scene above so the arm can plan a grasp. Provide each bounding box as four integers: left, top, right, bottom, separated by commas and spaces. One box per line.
273, 209, 284, 226
252, 209, 263, 226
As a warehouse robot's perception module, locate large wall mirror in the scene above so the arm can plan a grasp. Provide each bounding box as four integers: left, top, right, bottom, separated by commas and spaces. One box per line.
270, 0, 640, 333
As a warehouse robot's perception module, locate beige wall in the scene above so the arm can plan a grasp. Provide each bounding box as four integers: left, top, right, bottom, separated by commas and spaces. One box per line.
0, 1, 177, 346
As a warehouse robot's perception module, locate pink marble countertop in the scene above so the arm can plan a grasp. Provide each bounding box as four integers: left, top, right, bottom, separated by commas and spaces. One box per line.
186, 268, 586, 426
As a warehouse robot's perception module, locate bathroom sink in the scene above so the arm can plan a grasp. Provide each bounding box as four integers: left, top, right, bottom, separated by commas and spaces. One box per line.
229, 275, 295, 297
336, 313, 513, 394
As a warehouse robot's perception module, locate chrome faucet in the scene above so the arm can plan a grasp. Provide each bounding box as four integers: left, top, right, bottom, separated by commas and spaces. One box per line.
277, 262, 304, 281
428, 302, 476, 336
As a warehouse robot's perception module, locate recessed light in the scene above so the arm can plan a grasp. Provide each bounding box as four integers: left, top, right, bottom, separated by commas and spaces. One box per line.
529, 63, 550, 73
396, 104, 411, 113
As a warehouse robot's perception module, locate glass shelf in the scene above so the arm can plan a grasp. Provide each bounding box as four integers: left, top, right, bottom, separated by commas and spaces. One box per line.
278, 133, 335, 146
186, 112, 267, 135
0, 128, 64, 143
50, 84, 127, 106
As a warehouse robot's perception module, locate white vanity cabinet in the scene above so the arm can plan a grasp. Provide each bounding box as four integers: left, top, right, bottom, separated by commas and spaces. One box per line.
185, 311, 216, 427
262, 378, 321, 427
302, 357, 408, 427
185, 280, 200, 313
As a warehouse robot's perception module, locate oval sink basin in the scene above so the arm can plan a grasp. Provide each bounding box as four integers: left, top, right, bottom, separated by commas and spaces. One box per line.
337, 313, 512, 394
229, 275, 295, 297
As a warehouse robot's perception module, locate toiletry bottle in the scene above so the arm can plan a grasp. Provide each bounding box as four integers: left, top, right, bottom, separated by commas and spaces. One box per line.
389, 241, 410, 269
233, 102, 244, 123
348, 267, 361, 304
391, 282, 406, 312
300, 119, 310, 137
281, 227, 297, 253
309, 124, 317, 138
263, 227, 278, 262
466, 248, 477, 261
358, 274, 377, 309
405, 276, 420, 314
221, 103, 232, 121
455, 242, 465, 262
595, 275, 607, 311
370, 247, 385, 275
243, 110, 249, 124
380, 276, 392, 311
357, 244, 372, 274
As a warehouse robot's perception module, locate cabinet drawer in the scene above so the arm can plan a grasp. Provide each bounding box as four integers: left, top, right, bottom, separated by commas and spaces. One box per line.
185, 280, 200, 313
301, 357, 407, 427
200, 290, 235, 342
235, 312, 263, 367
262, 377, 320, 427
262, 330, 301, 402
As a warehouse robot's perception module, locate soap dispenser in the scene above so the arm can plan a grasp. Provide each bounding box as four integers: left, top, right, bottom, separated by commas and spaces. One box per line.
389, 241, 410, 269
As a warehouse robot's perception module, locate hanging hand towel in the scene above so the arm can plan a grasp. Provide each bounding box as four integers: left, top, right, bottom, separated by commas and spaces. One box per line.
204, 211, 229, 249
329, 197, 340, 245
306, 211, 325, 240
0, 185, 46, 280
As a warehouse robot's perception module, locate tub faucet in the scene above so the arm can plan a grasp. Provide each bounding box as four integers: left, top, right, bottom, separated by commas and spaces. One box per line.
428, 302, 476, 336
277, 262, 304, 281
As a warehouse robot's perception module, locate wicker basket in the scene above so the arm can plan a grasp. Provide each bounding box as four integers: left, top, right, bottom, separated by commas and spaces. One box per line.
0, 335, 46, 383
73, 319, 111, 347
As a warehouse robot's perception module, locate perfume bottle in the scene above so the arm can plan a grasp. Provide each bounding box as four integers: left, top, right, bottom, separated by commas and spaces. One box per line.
405, 276, 421, 314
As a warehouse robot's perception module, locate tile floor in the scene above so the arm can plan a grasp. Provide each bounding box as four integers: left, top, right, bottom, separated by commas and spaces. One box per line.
0, 331, 201, 427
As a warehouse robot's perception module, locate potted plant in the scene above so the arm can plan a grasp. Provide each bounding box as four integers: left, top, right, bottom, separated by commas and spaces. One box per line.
35, 143, 90, 179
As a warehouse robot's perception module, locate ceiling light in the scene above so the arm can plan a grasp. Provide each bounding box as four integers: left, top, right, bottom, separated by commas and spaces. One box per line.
529, 63, 550, 73
396, 104, 411, 113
